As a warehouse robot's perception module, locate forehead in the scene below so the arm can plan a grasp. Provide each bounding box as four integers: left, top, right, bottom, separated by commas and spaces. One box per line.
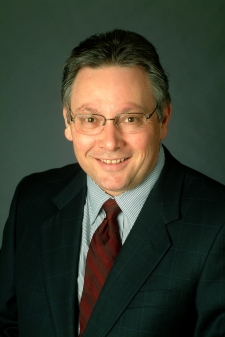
70, 66, 154, 112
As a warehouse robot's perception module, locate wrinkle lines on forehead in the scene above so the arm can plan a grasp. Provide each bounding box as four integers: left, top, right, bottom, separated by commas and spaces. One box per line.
70, 66, 155, 111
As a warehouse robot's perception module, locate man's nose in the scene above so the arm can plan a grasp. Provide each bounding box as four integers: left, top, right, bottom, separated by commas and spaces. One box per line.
97, 120, 125, 150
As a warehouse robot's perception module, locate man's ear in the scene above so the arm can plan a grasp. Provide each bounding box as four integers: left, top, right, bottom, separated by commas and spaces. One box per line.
160, 103, 172, 141
63, 107, 73, 141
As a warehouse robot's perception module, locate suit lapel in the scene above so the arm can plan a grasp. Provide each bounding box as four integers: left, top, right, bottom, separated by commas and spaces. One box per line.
84, 149, 184, 337
41, 170, 86, 337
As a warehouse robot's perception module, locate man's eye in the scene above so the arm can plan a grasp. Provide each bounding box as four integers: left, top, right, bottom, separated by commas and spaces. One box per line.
125, 116, 137, 123
85, 117, 96, 123
123, 115, 141, 123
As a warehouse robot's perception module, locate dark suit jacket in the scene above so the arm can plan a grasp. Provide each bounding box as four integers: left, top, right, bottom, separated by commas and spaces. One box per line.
0, 148, 225, 337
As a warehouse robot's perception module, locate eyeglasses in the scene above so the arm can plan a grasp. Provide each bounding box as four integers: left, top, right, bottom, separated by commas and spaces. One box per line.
68, 105, 158, 135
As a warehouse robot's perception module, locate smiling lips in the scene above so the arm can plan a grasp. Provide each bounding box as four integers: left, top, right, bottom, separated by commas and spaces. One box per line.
99, 158, 127, 164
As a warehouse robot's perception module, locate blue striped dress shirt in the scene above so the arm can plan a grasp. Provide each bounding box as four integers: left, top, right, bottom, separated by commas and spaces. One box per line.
77, 144, 165, 302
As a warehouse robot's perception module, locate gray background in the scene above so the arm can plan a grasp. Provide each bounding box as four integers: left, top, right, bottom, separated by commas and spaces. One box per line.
0, 0, 225, 246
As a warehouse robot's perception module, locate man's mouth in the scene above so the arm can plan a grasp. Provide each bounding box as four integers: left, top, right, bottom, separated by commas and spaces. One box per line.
99, 158, 127, 164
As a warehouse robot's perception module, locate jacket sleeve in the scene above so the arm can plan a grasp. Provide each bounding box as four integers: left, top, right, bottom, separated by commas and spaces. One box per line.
194, 222, 225, 336
0, 181, 23, 336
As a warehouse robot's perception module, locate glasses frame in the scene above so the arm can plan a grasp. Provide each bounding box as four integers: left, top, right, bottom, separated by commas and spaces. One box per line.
68, 105, 158, 135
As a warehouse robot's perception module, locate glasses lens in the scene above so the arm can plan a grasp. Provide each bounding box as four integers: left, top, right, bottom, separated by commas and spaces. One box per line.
117, 113, 146, 133
75, 114, 104, 135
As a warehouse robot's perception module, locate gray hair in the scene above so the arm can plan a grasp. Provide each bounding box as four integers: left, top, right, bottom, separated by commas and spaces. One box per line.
61, 29, 171, 121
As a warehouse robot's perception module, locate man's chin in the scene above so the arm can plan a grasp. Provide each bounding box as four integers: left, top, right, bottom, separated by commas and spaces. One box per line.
97, 182, 130, 196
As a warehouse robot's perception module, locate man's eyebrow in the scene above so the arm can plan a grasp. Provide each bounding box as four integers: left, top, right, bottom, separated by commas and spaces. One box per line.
74, 104, 149, 114
74, 106, 98, 113
121, 104, 149, 113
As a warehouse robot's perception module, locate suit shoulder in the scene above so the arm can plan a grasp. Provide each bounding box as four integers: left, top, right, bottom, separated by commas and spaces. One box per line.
163, 147, 225, 202
23, 163, 81, 182
183, 165, 225, 199
164, 146, 225, 197
17, 163, 83, 199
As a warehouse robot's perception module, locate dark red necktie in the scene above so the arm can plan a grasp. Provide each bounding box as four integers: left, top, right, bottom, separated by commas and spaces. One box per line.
79, 199, 122, 336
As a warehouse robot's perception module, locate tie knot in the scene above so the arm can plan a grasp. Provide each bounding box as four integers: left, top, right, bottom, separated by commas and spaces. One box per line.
103, 199, 121, 220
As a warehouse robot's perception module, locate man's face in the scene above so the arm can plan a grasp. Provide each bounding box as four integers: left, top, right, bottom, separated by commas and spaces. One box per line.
63, 66, 171, 196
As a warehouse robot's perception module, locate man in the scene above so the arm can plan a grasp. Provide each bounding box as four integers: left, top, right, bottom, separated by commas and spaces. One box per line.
0, 29, 224, 337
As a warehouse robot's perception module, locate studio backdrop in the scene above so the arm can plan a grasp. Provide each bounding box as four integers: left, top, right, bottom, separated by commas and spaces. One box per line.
0, 0, 225, 246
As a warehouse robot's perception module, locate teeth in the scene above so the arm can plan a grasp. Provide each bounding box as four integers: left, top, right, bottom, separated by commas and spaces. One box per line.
100, 158, 125, 164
